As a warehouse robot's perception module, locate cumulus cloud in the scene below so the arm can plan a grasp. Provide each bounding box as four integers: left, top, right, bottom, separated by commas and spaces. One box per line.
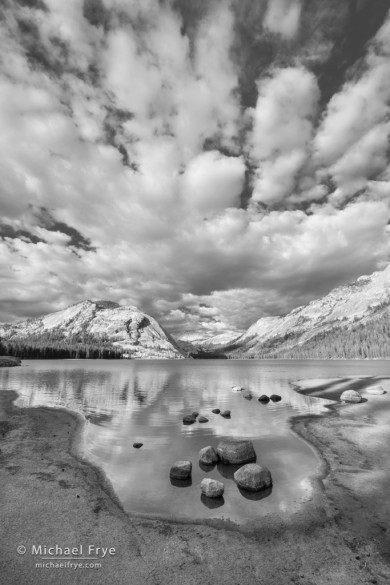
250, 67, 320, 205
263, 0, 302, 40
181, 151, 246, 217
1, 1, 390, 338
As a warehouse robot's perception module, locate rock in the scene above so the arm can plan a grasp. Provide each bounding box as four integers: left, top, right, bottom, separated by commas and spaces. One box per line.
220, 410, 231, 418
232, 386, 243, 392
212, 408, 220, 414
0, 356, 21, 367
192, 411, 199, 418
340, 390, 362, 403
216, 439, 256, 465
366, 386, 386, 395
199, 446, 219, 465
258, 395, 269, 403
170, 461, 192, 480
198, 416, 209, 423
201, 478, 224, 498
234, 464, 273, 492
133, 442, 143, 448
183, 415, 196, 425
242, 391, 253, 400
270, 395, 281, 402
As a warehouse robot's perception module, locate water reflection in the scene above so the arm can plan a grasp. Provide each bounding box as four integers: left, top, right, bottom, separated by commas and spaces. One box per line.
2, 359, 390, 523
201, 494, 225, 509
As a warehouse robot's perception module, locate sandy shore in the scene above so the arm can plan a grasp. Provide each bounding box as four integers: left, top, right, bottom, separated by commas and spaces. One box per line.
1, 378, 390, 585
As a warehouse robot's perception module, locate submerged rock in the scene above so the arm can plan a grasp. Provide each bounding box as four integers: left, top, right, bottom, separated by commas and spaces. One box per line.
234, 464, 273, 492
170, 461, 192, 480
211, 408, 220, 414
198, 416, 209, 423
216, 439, 256, 465
133, 442, 143, 449
220, 410, 231, 418
183, 415, 196, 425
258, 395, 270, 403
201, 478, 224, 498
199, 446, 219, 465
242, 391, 253, 400
366, 386, 386, 395
340, 390, 362, 403
270, 395, 281, 402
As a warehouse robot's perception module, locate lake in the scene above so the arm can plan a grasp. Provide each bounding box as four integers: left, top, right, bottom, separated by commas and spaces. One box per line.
2, 359, 390, 524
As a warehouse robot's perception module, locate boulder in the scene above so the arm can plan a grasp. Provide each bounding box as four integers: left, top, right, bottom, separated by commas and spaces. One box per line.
232, 386, 243, 392
133, 442, 143, 448
258, 395, 269, 403
199, 446, 219, 465
242, 390, 253, 400
234, 464, 273, 492
270, 395, 281, 402
183, 415, 196, 425
366, 386, 386, 396
201, 478, 224, 498
192, 411, 199, 418
220, 410, 231, 418
170, 461, 192, 480
212, 408, 220, 414
340, 390, 362, 403
198, 416, 209, 423
216, 439, 256, 465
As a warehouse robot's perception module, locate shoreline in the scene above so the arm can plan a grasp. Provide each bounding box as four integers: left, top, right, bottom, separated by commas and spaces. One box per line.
1, 380, 390, 583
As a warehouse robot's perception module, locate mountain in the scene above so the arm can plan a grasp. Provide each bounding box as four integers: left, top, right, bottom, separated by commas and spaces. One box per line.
0, 300, 183, 360
197, 265, 390, 359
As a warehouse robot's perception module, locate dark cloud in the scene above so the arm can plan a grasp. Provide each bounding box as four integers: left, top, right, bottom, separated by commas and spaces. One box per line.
36, 208, 96, 252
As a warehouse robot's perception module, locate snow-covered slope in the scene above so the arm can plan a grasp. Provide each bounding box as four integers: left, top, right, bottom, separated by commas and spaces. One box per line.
205, 264, 390, 357
0, 300, 183, 359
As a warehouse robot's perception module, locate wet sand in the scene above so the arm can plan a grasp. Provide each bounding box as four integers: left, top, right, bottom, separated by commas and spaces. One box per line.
1, 378, 390, 585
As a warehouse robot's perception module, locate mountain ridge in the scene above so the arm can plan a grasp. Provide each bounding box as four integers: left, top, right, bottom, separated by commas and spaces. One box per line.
191, 264, 390, 359
0, 300, 183, 360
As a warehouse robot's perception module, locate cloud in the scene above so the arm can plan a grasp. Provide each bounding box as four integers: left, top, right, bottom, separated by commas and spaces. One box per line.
250, 67, 320, 205
181, 151, 246, 217
1, 1, 390, 339
263, 0, 302, 40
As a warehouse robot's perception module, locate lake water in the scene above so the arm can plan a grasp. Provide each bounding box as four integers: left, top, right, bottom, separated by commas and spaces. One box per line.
2, 359, 390, 524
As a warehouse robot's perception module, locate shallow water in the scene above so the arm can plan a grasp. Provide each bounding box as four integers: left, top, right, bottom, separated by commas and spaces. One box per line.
2, 359, 390, 523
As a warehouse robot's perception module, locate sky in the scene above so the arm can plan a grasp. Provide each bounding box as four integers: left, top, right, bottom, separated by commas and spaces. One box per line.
1, 0, 390, 339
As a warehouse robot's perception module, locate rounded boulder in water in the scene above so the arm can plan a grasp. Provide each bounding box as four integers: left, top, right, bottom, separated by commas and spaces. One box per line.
234, 464, 273, 492
366, 386, 386, 396
217, 439, 256, 465
340, 390, 362, 403
270, 395, 281, 402
199, 446, 219, 465
220, 410, 231, 418
258, 395, 269, 403
170, 461, 192, 480
183, 415, 196, 425
198, 416, 209, 423
201, 478, 224, 499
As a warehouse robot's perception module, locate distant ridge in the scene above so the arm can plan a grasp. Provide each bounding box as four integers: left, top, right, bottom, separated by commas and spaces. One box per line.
0, 300, 183, 360
191, 265, 390, 359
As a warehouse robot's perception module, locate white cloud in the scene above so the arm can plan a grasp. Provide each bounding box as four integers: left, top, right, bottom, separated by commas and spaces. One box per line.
182, 151, 246, 217
250, 67, 320, 204
263, 0, 302, 40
